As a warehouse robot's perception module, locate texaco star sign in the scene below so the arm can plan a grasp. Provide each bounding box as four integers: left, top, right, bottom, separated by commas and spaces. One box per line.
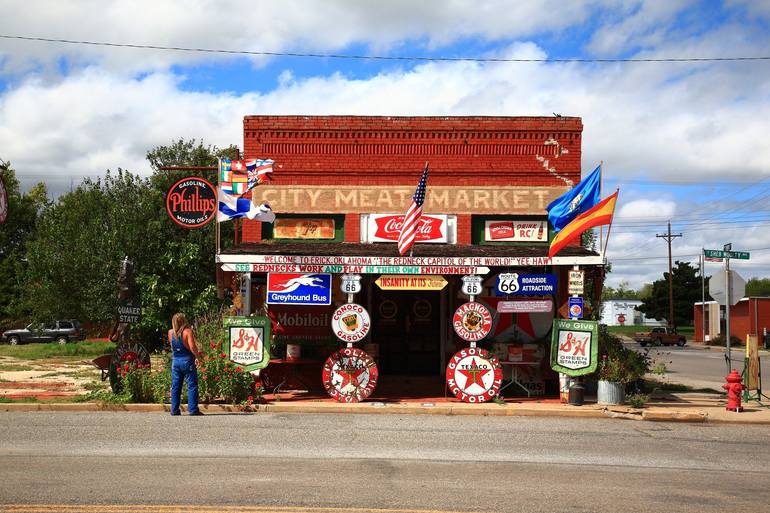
446, 347, 502, 403
322, 347, 379, 403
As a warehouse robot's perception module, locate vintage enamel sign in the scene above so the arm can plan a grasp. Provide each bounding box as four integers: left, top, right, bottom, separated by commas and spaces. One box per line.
550, 319, 599, 376
452, 302, 493, 342
322, 347, 379, 402
363, 213, 451, 243
446, 347, 503, 403
496, 273, 557, 296
375, 275, 447, 290
460, 275, 483, 296
331, 303, 371, 343
224, 316, 271, 371
568, 297, 584, 319
266, 273, 332, 305
165, 177, 217, 228
340, 274, 362, 294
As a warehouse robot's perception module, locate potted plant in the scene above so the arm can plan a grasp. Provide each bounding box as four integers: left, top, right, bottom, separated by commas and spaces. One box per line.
596, 333, 649, 405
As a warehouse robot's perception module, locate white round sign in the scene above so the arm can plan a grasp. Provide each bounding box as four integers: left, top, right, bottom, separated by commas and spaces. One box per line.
331, 303, 371, 343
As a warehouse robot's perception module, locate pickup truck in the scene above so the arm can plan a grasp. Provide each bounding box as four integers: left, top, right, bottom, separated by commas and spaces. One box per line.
633, 327, 686, 347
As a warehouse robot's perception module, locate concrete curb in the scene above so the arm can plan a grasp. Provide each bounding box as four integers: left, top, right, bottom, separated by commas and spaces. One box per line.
1, 401, 765, 423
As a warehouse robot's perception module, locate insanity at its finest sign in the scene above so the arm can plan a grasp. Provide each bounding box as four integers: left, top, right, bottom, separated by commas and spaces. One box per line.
453, 302, 493, 342
322, 347, 379, 402
165, 177, 217, 228
224, 316, 271, 371
375, 275, 448, 290
446, 347, 503, 403
550, 319, 599, 376
331, 303, 371, 343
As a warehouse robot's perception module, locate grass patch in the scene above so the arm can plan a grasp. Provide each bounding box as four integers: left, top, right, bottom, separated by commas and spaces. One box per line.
0, 396, 38, 403
608, 325, 695, 339
0, 363, 35, 371
0, 340, 115, 361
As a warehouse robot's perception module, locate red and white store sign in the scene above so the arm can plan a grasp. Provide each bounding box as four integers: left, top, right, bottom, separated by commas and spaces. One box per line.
322, 347, 379, 402
361, 214, 454, 243
446, 347, 502, 403
452, 302, 493, 342
331, 303, 371, 343
484, 220, 547, 242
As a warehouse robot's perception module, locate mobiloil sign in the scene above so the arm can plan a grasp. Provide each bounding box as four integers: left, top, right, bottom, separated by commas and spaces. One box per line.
266, 273, 332, 305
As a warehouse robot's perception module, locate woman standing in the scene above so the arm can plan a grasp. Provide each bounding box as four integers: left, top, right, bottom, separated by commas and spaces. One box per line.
168, 312, 203, 416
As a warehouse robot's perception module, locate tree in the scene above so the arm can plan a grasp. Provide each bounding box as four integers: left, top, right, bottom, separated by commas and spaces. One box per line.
746, 277, 770, 297
636, 261, 706, 327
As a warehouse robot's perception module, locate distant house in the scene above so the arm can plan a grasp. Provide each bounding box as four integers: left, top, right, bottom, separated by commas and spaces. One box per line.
600, 299, 664, 326
694, 297, 770, 343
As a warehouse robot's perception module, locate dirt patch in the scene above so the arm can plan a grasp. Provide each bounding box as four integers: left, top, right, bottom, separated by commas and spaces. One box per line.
0, 356, 104, 400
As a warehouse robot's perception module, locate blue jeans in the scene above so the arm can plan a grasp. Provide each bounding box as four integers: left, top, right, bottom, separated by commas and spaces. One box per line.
171, 357, 200, 415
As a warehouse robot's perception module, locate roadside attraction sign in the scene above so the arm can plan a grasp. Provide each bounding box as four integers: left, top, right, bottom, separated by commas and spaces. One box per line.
445, 347, 503, 403
322, 346, 379, 402
375, 275, 448, 290
452, 302, 493, 342
224, 316, 271, 371
550, 319, 599, 376
331, 303, 371, 343
496, 273, 557, 296
165, 177, 217, 228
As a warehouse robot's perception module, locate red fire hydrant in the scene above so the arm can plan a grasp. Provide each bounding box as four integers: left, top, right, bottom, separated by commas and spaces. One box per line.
723, 369, 745, 412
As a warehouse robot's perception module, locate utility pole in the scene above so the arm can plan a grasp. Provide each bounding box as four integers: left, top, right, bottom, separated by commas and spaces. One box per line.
656, 221, 682, 329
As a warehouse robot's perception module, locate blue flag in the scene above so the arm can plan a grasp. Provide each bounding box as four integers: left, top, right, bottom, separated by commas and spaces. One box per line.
547, 165, 601, 233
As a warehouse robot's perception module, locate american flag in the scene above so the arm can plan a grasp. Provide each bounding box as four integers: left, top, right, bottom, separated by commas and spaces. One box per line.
397, 164, 429, 256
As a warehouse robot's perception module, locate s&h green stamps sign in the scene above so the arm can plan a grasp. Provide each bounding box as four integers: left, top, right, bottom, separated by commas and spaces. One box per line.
224, 316, 271, 371
550, 319, 599, 376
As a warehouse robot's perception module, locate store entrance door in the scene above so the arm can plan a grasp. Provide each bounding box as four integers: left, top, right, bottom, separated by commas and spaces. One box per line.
373, 290, 442, 376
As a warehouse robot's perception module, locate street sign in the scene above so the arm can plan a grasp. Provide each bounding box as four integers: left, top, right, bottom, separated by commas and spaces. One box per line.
461, 275, 483, 296
709, 270, 746, 306
704, 249, 750, 260
495, 273, 557, 296
340, 274, 362, 294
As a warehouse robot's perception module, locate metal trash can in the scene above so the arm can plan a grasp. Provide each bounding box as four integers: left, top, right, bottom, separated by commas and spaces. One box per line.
764, 334, 770, 350
568, 381, 585, 406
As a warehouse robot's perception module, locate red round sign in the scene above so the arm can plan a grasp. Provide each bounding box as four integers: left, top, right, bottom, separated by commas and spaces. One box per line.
165, 177, 217, 228
322, 347, 378, 403
446, 347, 503, 403
452, 302, 493, 342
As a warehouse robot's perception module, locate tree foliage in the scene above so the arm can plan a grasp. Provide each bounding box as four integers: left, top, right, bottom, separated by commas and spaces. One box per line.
746, 277, 770, 297
636, 261, 706, 327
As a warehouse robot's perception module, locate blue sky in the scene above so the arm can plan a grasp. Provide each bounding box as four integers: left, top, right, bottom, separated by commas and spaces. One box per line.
1, 0, 769, 289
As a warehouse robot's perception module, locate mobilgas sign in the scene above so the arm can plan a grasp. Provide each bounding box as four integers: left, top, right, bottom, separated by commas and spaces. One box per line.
266, 273, 332, 305
496, 273, 557, 296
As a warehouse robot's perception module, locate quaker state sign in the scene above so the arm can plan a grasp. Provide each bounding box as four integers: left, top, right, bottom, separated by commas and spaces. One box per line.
452, 302, 493, 342
550, 319, 599, 376
331, 303, 371, 343
224, 316, 271, 371
322, 347, 379, 402
446, 347, 502, 403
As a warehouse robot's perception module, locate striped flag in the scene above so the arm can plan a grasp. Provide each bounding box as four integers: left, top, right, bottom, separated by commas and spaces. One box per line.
397, 164, 429, 256
548, 190, 619, 257
219, 158, 274, 196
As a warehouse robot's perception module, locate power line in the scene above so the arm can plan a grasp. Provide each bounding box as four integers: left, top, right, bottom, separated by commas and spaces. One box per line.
1, 34, 769, 63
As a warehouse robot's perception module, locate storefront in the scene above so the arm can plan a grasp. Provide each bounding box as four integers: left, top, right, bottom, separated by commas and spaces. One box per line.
217, 116, 603, 397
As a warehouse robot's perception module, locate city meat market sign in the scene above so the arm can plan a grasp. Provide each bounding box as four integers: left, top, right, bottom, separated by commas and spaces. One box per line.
446, 347, 502, 403
453, 302, 493, 342
165, 177, 217, 228
375, 275, 448, 290
224, 316, 271, 371
253, 185, 564, 215
550, 319, 599, 376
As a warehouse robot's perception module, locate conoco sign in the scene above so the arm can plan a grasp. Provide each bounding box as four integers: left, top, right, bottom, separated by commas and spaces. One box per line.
322, 347, 379, 402
446, 347, 502, 403
363, 214, 452, 243
331, 303, 371, 343
165, 177, 217, 228
453, 302, 493, 342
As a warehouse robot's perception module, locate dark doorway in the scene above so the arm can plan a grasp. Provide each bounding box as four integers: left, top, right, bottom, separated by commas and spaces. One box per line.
373, 290, 441, 375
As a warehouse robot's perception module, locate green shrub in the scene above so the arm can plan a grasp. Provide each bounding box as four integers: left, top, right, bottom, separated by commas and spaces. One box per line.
705, 334, 742, 347
627, 393, 649, 408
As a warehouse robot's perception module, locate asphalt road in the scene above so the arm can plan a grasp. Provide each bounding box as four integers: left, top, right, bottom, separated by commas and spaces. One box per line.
1, 412, 769, 513
623, 339, 770, 392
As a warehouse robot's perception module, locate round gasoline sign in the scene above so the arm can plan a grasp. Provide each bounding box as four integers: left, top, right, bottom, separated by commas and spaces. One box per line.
446, 347, 502, 403
331, 303, 371, 343
165, 177, 217, 228
322, 347, 379, 402
452, 302, 493, 342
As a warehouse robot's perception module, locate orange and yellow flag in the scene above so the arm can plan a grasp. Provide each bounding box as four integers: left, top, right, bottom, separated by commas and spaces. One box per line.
548, 190, 619, 257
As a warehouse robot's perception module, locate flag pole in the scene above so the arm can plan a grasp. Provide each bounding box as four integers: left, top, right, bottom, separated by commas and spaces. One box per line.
599, 161, 604, 254
216, 158, 221, 255
602, 188, 619, 257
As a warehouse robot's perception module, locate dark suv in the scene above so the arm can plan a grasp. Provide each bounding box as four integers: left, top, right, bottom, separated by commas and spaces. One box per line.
2, 320, 85, 345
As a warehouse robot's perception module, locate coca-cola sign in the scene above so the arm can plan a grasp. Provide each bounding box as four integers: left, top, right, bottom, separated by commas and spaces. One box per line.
166, 177, 217, 228
363, 214, 451, 243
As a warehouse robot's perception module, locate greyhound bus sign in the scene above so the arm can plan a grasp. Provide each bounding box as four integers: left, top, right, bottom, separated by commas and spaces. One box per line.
266, 273, 332, 305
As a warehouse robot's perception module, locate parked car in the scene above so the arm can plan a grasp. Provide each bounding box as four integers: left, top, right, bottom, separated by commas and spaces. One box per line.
633, 326, 686, 347
1, 320, 85, 345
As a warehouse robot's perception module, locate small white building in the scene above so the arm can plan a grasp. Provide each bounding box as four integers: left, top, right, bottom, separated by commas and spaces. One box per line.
600, 299, 664, 326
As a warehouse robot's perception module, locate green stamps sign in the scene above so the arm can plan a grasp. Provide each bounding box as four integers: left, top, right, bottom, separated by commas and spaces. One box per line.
550, 319, 599, 376
224, 316, 271, 371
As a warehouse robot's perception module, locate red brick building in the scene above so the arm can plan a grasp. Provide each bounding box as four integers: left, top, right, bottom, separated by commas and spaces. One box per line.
218, 116, 603, 396
694, 298, 770, 343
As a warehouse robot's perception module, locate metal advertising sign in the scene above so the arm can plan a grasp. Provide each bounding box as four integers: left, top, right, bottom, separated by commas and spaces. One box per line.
496, 273, 557, 296
266, 273, 332, 305
0, 175, 7, 224
445, 347, 503, 403
460, 275, 483, 296
375, 275, 448, 290
568, 270, 585, 295
452, 302, 493, 342
223, 263, 490, 275
568, 297, 584, 319
484, 220, 547, 242
340, 274, 362, 294
331, 303, 371, 343
322, 347, 379, 402
496, 299, 553, 313
165, 177, 217, 228
363, 214, 451, 243
273, 218, 335, 239
116, 301, 141, 324
550, 319, 599, 376
224, 316, 271, 371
